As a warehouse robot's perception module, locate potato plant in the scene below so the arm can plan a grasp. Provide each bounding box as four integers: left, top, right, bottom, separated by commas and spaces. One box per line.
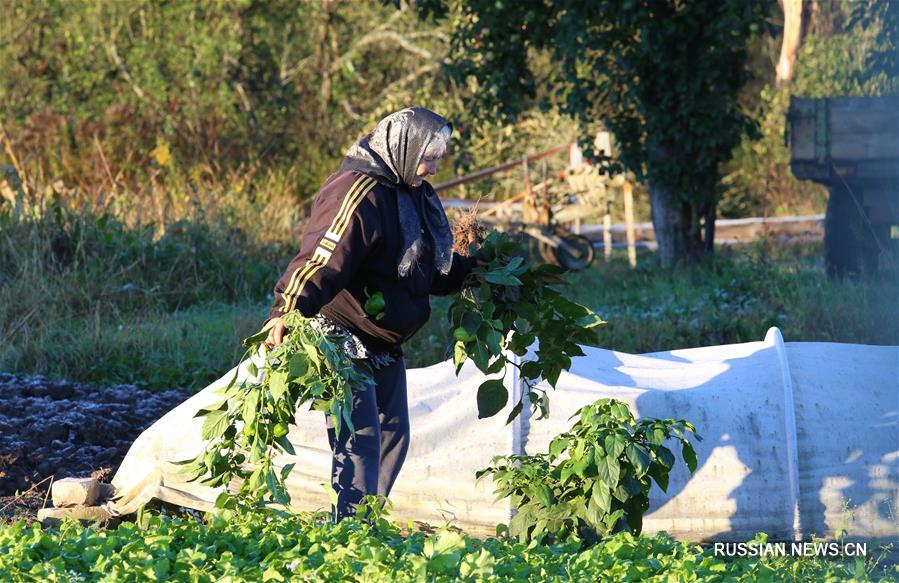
450, 232, 605, 421
478, 398, 702, 545
177, 310, 373, 507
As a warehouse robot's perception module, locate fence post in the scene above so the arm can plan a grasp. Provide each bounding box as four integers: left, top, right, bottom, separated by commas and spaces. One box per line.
624, 181, 637, 268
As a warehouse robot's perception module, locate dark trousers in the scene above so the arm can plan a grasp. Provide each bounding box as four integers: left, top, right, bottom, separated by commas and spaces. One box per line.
326, 357, 410, 519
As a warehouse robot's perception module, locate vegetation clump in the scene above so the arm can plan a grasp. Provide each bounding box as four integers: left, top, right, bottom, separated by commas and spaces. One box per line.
478, 398, 701, 545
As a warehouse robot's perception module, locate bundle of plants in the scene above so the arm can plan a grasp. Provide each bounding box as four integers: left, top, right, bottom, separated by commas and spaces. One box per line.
477, 398, 702, 545
449, 231, 605, 421
176, 311, 373, 507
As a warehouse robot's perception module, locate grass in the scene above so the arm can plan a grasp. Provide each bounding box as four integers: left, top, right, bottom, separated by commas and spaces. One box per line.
1, 301, 268, 391
2, 197, 896, 390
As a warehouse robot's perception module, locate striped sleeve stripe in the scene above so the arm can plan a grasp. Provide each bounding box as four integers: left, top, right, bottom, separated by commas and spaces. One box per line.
327, 176, 376, 238
280, 175, 377, 315
332, 178, 377, 237
278, 256, 323, 313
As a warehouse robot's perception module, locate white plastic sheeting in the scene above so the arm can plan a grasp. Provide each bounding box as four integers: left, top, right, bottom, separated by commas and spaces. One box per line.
110, 327, 898, 544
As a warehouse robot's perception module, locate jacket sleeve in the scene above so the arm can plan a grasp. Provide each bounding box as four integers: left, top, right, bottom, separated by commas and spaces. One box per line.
266, 173, 380, 323
430, 252, 478, 296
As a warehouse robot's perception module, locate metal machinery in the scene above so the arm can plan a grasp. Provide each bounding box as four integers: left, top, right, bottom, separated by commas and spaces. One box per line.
788, 94, 899, 276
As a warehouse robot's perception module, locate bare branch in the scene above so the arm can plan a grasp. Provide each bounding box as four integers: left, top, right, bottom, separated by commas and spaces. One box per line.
106, 41, 147, 101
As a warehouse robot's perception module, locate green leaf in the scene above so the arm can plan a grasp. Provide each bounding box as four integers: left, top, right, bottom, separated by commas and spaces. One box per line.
262, 564, 285, 582
275, 435, 295, 455
476, 379, 508, 419
201, 410, 229, 441
647, 462, 670, 493
653, 445, 676, 470
484, 270, 522, 286
247, 360, 259, 378
548, 436, 568, 459
505, 399, 524, 425
611, 401, 631, 421
520, 360, 541, 380
280, 463, 296, 480
301, 340, 321, 369
604, 433, 626, 459
535, 484, 554, 507
461, 311, 483, 334
268, 371, 289, 400
242, 328, 270, 348
682, 441, 698, 473
193, 400, 227, 418
552, 295, 590, 319
453, 340, 468, 374
485, 329, 503, 354
591, 480, 611, 514
625, 443, 652, 477
241, 389, 260, 426
595, 451, 620, 487
288, 353, 308, 378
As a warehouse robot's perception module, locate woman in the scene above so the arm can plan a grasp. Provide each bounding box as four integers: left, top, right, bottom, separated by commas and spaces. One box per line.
261, 106, 476, 519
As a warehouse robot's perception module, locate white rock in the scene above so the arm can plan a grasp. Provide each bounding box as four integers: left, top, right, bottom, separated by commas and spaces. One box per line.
51, 477, 101, 507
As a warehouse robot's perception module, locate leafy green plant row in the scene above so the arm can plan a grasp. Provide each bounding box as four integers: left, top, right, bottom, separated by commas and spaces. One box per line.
2, 510, 893, 582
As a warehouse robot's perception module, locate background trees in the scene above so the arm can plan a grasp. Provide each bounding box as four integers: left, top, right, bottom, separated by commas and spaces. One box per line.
419, 0, 766, 266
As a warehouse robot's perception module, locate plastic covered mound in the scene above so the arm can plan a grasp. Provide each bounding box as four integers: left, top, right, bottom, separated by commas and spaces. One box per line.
0, 373, 187, 498
109, 328, 898, 546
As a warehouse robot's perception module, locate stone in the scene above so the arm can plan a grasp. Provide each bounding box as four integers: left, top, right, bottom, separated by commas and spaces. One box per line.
51, 477, 101, 507
37, 505, 118, 527
98, 482, 116, 501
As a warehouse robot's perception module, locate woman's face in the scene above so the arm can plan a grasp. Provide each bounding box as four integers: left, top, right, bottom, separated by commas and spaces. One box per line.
412, 156, 440, 187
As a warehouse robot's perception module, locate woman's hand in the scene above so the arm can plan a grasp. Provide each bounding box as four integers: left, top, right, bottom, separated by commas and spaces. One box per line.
263, 317, 287, 349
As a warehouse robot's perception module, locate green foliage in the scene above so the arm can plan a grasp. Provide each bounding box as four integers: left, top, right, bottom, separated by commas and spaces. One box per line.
0, 1, 453, 193
477, 399, 701, 545
448, 232, 604, 420
2, 510, 894, 581
0, 200, 294, 390
182, 310, 372, 506
423, 0, 766, 263
721, 1, 898, 218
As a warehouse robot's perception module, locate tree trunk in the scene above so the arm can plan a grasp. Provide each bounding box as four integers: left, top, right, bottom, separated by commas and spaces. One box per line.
646, 140, 709, 266
648, 181, 705, 267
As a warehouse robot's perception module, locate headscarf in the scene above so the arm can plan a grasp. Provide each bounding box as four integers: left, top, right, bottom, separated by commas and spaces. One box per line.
338, 106, 454, 277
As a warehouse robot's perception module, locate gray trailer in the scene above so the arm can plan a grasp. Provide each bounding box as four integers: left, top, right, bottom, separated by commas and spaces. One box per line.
788, 94, 898, 276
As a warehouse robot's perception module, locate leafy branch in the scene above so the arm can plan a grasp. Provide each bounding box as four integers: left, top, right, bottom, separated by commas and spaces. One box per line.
174, 311, 372, 508
449, 232, 605, 421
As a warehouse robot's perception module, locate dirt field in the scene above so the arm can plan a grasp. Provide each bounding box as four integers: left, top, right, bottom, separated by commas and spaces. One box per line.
0, 373, 188, 523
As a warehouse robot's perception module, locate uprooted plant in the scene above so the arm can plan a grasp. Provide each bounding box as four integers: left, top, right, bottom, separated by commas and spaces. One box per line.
477, 398, 702, 545
175, 310, 373, 507
450, 231, 605, 421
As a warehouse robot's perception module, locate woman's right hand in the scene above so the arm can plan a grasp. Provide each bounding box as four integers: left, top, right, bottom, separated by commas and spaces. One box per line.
264, 317, 287, 349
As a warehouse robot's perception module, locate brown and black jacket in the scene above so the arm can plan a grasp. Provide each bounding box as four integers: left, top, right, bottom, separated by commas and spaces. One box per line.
266, 170, 474, 354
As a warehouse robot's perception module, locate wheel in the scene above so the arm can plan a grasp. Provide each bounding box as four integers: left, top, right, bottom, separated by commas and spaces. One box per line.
553, 233, 595, 271
537, 240, 559, 265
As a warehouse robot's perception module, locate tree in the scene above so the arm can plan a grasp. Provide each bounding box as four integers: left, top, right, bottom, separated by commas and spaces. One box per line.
418, 0, 765, 266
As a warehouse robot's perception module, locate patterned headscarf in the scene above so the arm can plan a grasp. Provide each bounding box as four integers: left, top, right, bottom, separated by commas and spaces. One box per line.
339, 106, 454, 276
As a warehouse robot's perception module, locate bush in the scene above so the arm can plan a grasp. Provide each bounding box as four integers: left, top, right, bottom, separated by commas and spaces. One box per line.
478, 398, 701, 545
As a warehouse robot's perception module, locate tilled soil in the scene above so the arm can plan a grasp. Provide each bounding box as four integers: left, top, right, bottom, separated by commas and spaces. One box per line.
0, 372, 188, 521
